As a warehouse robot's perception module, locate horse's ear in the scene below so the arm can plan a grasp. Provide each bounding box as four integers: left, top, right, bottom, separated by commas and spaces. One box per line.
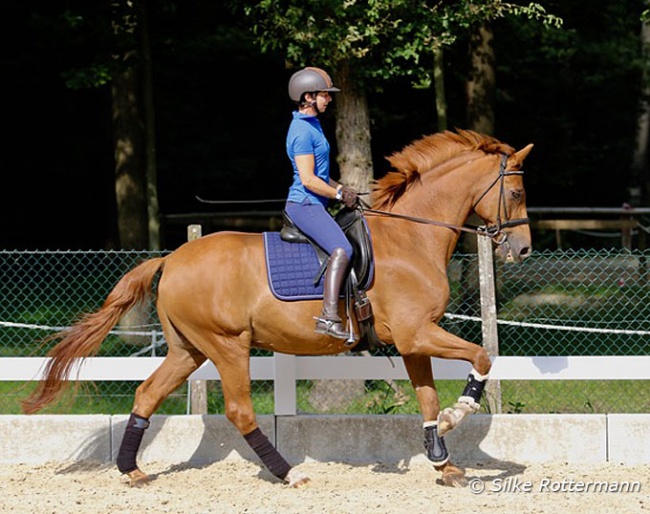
511, 143, 534, 166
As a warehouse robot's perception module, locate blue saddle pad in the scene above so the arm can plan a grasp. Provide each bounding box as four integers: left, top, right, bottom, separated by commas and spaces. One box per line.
263, 232, 326, 301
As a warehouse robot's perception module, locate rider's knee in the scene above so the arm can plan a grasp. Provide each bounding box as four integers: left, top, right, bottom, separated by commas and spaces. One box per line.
331, 246, 352, 262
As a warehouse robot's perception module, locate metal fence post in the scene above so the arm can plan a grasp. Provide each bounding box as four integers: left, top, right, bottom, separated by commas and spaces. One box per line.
187, 224, 208, 415
477, 233, 502, 413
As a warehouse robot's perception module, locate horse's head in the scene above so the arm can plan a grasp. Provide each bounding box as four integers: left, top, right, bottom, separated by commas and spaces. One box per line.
372, 130, 534, 264
472, 144, 534, 264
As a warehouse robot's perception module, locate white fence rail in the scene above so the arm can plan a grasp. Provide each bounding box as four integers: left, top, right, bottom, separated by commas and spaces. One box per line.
3, 355, 649, 415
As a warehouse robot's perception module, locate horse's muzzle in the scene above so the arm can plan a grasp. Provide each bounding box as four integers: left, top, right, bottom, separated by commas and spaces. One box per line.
497, 236, 532, 264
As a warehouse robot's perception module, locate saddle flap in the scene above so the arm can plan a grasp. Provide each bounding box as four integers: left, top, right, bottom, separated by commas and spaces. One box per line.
334, 208, 374, 288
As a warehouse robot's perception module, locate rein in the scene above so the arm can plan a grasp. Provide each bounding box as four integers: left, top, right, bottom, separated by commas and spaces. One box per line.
360, 153, 530, 245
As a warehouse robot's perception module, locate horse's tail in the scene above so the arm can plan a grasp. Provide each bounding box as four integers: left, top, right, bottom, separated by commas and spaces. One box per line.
21, 257, 166, 414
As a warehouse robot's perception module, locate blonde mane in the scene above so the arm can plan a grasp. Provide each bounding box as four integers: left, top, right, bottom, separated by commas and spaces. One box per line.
372, 129, 515, 210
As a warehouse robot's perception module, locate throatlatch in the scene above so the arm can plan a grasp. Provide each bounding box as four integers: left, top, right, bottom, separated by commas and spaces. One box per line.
423, 421, 449, 466
116, 413, 150, 474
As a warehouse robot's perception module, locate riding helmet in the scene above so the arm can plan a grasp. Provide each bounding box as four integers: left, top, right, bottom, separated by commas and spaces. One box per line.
288, 67, 341, 102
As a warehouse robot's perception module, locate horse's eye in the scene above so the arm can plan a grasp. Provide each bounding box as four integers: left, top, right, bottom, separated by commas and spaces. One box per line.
511, 189, 523, 200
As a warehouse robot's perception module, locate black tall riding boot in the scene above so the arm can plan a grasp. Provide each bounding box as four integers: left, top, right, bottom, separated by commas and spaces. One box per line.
315, 247, 350, 339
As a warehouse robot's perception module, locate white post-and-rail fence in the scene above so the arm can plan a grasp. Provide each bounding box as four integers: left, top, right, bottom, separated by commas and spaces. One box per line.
2, 231, 649, 415
4, 354, 650, 416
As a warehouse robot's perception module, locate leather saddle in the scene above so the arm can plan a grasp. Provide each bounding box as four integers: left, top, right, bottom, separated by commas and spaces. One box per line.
279, 208, 385, 352
280, 208, 374, 291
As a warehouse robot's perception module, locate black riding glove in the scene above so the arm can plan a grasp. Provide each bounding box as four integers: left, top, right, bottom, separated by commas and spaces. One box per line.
340, 185, 358, 209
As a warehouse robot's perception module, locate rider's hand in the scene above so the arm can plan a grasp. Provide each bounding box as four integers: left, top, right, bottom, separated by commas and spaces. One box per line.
340, 185, 358, 209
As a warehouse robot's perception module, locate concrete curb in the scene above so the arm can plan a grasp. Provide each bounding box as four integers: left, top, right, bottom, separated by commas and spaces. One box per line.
1, 414, 646, 466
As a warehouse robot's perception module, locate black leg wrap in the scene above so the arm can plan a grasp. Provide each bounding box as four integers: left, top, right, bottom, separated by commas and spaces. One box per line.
424, 424, 449, 466
462, 372, 487, 404
116, 413, 150, 474
244, 427, 291, 481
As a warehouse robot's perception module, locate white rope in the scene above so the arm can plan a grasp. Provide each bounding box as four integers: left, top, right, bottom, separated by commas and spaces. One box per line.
0, 320, 160, 336
443, 313, 650, 336
0, 320, 167, 357
3, 316, 649, 338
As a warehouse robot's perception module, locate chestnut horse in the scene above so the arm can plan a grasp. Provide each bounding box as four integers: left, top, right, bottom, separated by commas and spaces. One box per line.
22, 129, 533, 488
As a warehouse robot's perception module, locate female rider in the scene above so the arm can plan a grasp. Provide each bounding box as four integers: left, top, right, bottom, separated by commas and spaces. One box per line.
285, 67, 358, 339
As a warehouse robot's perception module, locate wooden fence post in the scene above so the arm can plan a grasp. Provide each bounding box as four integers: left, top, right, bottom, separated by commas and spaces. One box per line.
187, 224, 208, 415
477, 234, 502, 413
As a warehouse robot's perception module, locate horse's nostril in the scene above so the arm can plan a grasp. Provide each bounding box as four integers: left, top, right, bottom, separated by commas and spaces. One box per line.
520, 247, 532, 259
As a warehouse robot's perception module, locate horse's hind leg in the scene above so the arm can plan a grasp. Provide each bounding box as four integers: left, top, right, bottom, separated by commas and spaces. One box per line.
117, 344, 206, 487
203, 338, 309, 487
402, 354, 468, 488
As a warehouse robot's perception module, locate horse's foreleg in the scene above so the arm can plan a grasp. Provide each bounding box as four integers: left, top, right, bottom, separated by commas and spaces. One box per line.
405, 324, 491, 437
402, 355, 467, 488
116, 349, 206, 487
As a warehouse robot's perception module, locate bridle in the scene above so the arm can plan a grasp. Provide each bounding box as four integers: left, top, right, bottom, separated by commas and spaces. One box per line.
360, 153, 530, 245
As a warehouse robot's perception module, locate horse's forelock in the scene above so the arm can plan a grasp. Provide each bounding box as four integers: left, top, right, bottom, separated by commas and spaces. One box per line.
372, 130, 514, 209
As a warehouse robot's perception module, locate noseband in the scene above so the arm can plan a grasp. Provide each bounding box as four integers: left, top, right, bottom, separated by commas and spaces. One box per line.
471, 154, 529, 245
360, 153, 530, 245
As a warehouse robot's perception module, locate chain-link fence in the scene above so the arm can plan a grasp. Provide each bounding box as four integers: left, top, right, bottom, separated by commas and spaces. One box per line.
0, 248, 648, 415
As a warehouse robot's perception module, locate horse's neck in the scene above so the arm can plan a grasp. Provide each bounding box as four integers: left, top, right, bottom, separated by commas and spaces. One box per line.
405, 154, 484, 227
366, 204, 462, 266
371, 152, 488, 262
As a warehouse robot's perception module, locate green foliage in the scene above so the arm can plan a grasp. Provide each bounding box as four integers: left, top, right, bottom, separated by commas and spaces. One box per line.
63, 65, 112, 89
507, 400, 526, 413
506, 2, 563, 28
363, 380, 411, 414
238, 1, 563, 88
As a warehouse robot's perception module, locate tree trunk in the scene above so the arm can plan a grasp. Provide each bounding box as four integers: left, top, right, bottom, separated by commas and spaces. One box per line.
433, 46, 448, 132
111, 0, 148, 250
332, 62, 374, 195
466, 23, 495, 135
141, 0, 160, 250
630, 5, 650, 212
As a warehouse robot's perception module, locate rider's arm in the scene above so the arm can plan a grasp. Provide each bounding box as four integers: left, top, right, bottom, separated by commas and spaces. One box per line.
295, 154, 341, 199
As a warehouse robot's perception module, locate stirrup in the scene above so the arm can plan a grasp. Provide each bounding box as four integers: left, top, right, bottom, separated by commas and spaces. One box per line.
314, 316, 349, 340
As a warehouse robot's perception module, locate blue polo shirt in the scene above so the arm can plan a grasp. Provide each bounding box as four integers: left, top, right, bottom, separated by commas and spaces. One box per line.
286, 111, 331, 207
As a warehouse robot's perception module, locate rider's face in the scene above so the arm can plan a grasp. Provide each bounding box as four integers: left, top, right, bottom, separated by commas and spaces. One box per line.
315, 91, 332, 111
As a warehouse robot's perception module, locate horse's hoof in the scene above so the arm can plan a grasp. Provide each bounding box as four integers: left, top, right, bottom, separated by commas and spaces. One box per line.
437, 409, 455, 436
437, 463, 468, 488
438, 402, 474, 436
127, 468, 150, 487
285, 467, 311, 488
442, 472, 468, 488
